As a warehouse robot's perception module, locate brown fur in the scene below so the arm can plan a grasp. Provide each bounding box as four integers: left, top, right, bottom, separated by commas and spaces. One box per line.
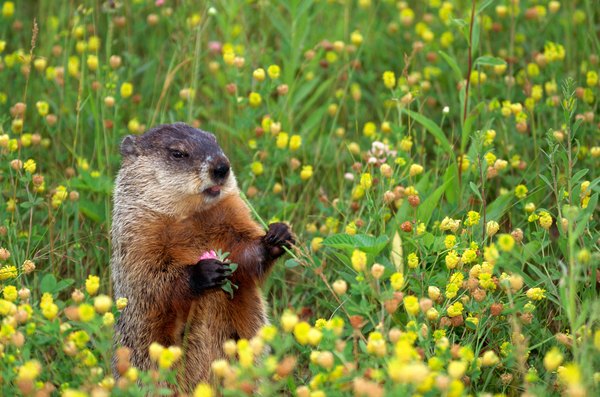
110, 123, 288, 392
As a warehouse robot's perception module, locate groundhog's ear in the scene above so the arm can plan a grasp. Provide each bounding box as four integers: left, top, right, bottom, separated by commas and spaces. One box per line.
120, 135, 139, 158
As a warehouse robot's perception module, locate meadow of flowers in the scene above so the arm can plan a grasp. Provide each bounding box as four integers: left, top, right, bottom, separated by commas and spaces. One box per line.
0, 0, 599, 395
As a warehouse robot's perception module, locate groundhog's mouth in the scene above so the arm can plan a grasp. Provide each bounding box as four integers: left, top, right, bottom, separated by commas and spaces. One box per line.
203, 185, 222, 197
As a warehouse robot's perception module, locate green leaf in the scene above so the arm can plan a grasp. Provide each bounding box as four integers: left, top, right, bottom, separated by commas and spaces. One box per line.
451, 18, 468, 41
284, 259, 300, 268
461, 102, 484, 153
418, 179, 453, 226
291, 78, 325, 112
444, 162, 459, 204
40, 274, 58, 294
401, 108, 453, 154
571, 168, 588, 186
462, 111, 475, 153
79, 199, 105, 223
470, 182, 482, 201
459, 84, 466, 128
322, 234, 355, 250
55, 279, 75, 293
486, 193, 513, 222
221, 281, 238, 299
474, 56, 507, 67
522, 241, 542, 262
438, 50, 463, 82
477, 0, 496, 14
574, 193, 598, 239
421, 232, 435, 249
20, 198, 45, 209
538, 174, 553, 189
354, 234, 389, 255
322, 234, 389, 256
304, 106, 328, 140
572, 118, 584, 135
20, 201, 34, 209
294, 80, 333, 123
471, 16, 480, 54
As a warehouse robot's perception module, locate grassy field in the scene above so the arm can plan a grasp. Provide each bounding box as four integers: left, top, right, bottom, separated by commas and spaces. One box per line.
0, 0, 599, 395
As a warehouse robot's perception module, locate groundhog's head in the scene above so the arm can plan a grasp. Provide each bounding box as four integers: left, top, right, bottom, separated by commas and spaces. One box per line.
118, 123, 237, 213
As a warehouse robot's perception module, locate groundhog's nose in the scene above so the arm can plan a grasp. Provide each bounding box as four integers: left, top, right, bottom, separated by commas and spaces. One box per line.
211, 162, 230, 181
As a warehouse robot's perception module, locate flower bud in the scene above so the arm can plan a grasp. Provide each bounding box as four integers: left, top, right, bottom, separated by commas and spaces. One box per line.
472, 288, 486, 302
408, 195, 420, 207
481, 351, 499, 366
577, 249, 591, 264
384, 296, 400, 314
15, 309, 29, 324
426, 307, 439, 321
12, 331, 25, 347
148, 343, 164, 362
64, 306, 80, 321
555, 332, 573, 346
370, 263, 385, 279
428, 286, 441, 301
276, 84, 289, 95
0, 248, 11, 260
401, 221, 412, 232
10, 159, 23, 170
490, 303, 503, 316
419, 298, 433, 313
316, 351, 334, 369
409, 164, 424, 177
22, 260, 35, 274
380, 164, 393, 178
543, 347, 563, 371
383, 191, 396, 204
18, 288, 30, 300
94, 295, 113, 314
211, 359, 229, 378
509, 274, 523, 291
115, 347, 131, 375
511, 228, 524, 243
486, 221, 499, 237
296, 386, 310, 397
63, 341, 78, 356
276, 356, 297, 378
71, 289, 85, 303
109, 55, 122, 69
280, 311, 299, 332
332, 280, 347, 295
223, 339, 237, 356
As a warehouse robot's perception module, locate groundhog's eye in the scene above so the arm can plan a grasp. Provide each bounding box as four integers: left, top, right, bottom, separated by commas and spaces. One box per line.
170, 149, 188, 159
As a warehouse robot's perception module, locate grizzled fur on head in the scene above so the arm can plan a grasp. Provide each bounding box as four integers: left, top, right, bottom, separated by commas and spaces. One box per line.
115, 123, 237, 216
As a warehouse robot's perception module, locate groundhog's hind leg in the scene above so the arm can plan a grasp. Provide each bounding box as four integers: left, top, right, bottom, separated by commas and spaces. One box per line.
229, 287, 268, 340
179, 296, 230, 392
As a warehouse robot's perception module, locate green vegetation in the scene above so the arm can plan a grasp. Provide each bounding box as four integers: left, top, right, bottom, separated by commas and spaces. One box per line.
0, 0, 598, 396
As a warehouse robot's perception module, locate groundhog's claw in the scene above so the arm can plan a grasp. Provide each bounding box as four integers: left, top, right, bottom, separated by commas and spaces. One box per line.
189, 259, 231, 295
263, 222, 294, 259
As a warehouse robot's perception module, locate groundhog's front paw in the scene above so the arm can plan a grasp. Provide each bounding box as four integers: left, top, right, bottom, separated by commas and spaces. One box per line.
263, 222, 294, 259
188, 259, 231, 295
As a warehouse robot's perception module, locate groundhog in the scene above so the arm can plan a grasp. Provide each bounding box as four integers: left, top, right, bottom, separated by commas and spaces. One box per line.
110, 122, 293, 391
